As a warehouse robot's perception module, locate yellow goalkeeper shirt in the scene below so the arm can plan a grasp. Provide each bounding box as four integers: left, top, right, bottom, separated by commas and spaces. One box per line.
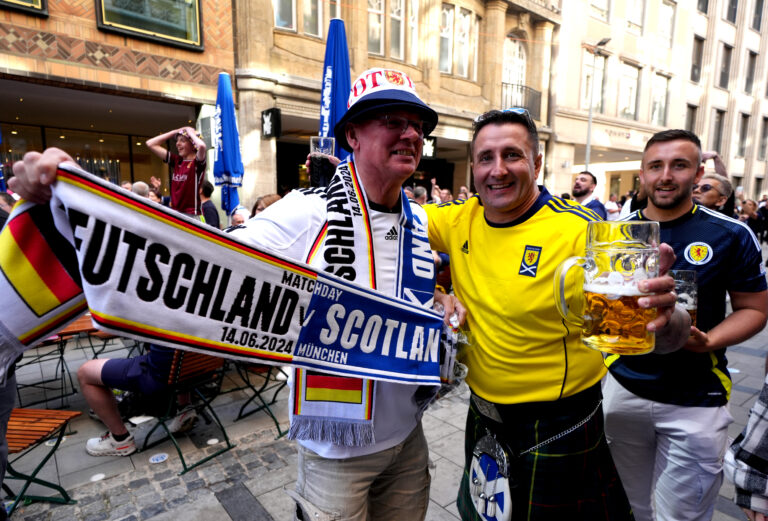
425, 187, 606, 404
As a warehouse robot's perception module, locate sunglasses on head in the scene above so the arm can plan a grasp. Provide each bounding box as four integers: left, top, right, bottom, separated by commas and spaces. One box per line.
474, 107, 532, 123
693, 183, 722, 195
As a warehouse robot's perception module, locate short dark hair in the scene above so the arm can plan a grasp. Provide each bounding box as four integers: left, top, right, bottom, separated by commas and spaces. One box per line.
202, 180, 214, 198
471, 109, 539, 158
578, 171, 597, 185
0, 192, 14, 207
644, 129, 702, 164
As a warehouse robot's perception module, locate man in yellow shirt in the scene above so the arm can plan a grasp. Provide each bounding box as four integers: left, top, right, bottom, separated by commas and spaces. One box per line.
425, 109, 680, 520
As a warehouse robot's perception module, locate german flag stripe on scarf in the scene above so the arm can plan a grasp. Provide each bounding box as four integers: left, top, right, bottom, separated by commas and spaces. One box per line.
0, 205, 82, 317
294, 369, 374, 418
306, 372, 364, 403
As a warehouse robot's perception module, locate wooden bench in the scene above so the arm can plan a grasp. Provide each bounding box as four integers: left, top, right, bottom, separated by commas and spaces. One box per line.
140, 350, 234, 475
3, 408, 81, 515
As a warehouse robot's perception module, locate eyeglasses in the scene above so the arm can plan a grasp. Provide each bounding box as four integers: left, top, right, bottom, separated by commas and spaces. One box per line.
693, 183, 723, 195
376, 115, 425, 138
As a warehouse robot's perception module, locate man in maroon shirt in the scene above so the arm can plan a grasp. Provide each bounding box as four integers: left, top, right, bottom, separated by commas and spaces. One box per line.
147, 126, 207, 216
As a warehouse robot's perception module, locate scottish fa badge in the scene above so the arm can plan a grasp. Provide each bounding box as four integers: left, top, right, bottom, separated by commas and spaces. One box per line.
684, 242, 712, 265
470, 435, 512, 521
519, 246, 542, 277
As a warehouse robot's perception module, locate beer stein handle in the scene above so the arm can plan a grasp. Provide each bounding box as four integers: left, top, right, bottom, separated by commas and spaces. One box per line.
553, 256, 588, 326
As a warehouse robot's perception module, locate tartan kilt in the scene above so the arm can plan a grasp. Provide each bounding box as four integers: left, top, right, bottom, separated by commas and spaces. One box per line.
457, 385, 634, 521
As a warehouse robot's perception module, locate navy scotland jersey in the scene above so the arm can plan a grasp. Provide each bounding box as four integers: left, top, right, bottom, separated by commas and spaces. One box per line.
606, 204, 767, 407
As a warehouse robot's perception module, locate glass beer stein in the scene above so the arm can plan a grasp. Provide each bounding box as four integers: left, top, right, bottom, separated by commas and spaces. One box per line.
554, 221, 660, 355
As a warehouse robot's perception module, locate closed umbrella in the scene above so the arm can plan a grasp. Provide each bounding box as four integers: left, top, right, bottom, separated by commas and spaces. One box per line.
319, 18, 351, 162
0, 131, 5, 192
212, 72, 244, 222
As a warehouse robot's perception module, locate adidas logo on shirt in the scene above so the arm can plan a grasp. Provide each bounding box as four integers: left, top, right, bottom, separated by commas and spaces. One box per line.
461, 240, 469, 254
385, 226, 398, 240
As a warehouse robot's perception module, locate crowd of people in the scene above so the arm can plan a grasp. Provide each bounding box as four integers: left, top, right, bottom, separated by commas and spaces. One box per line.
4, 65, 768, 521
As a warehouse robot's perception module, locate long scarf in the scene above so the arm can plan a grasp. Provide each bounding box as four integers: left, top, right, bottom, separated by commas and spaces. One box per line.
288, 159, 436, 446
0, 163, 444, 391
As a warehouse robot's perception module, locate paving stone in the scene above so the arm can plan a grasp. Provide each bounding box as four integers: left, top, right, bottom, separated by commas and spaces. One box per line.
80, 500, 107, 516
84, 513, 109, 521
163, 485, 187, 502
216, 482, 273, 521
139, 503, 166, 520
77, 494, 101, 506
158, 478, 181, 490
108, 492, 132, 507
185, 478, 206, 491
128, 478, 150, 489
107, 503, 138, 521
137, 491, 162, 506
152, 470, 175, 481
166, 495, 189, 509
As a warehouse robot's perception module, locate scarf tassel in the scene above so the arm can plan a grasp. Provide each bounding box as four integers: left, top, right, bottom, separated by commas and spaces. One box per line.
288, 415, 375, 447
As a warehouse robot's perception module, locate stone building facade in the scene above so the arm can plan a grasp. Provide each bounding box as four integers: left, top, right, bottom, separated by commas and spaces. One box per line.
234, 0, 560, 209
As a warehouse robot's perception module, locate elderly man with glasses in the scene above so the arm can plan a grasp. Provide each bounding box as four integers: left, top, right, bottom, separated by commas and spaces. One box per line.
693, 173, 733, 213
423, 108, 685, 520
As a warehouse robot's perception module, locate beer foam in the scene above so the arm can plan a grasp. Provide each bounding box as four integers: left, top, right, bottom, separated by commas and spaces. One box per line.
584, 283, 645, 297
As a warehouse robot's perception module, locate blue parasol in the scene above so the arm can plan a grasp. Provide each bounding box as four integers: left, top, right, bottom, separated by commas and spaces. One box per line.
319, 19, 351, 161
212, 72, 244, 218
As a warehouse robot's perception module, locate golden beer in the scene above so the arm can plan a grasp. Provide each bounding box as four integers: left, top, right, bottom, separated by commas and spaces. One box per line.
582, 285, 657, 355
684, 306, 697, 328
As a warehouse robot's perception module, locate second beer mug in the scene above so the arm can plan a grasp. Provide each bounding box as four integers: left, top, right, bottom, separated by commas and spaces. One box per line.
554, 221, 660, 355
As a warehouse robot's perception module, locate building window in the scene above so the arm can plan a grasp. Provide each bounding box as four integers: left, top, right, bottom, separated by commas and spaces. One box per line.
738, 113, 750, 157
651, 74, 669, 126
390, 0, 404, 59
274, 0, 295, 29
756, 177, 764, 196
455, 8, 472, 77
97, 0, 203, 50
368, 0, 384, 54
711, 109, 726, 152
408, 0, 419, 64
439, 4, 454, 72
581, 49, 606, 113
755, 0, 765, 30
726, 0, 738, 23
759, 117, 768, 160
691, 36, 704, 82
719, 44, 733, 88
590, 0, 609, 21
366, 0, 418, 60
618, 62, 640, 120
0, 0, 47, 16
303, 0, 321, 36
330, 0, 340, 19
439, 4, 478, 77
746, 51, 758, 93
660, 1, 675, 47
627, 0, 644, 33
686, 105, 698, 133
698, 0, 708, 13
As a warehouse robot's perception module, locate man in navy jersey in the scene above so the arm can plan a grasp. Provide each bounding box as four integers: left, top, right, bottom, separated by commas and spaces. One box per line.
603, 129, 768, 521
